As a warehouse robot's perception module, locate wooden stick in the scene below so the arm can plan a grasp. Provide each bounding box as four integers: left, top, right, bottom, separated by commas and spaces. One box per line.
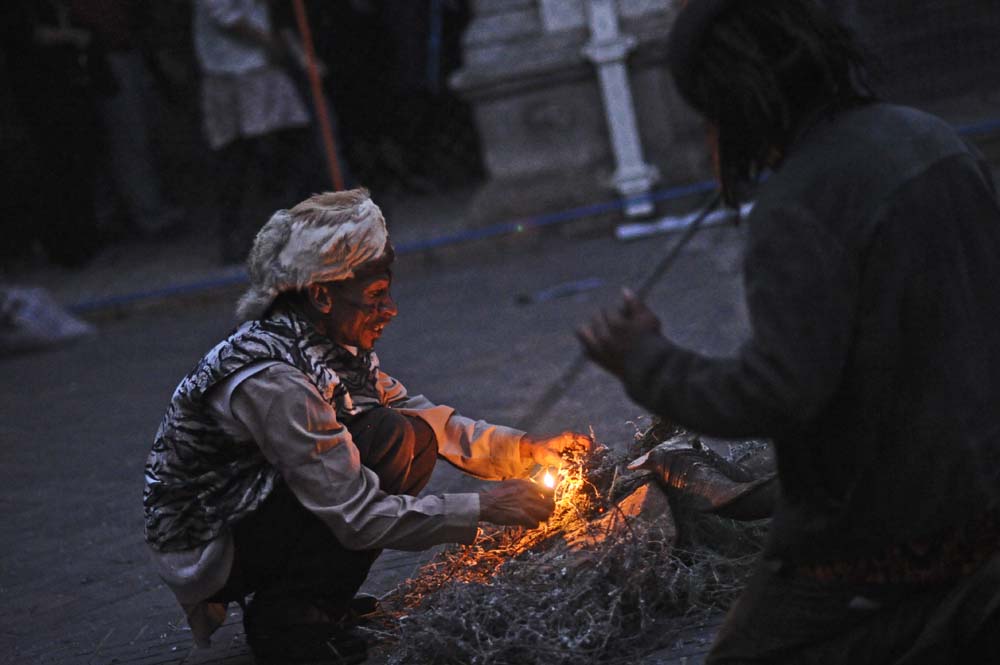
291, 0, 345, 191
517, 191, 722, 432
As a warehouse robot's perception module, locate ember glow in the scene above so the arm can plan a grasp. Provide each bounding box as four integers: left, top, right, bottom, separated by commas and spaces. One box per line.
393, 442, 609, 603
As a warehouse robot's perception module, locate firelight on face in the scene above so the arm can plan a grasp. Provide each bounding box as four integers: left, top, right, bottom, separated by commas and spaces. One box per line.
323, 273, 397, 351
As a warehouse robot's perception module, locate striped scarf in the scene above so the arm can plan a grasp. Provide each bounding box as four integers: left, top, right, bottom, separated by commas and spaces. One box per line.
143, 305, 381, 552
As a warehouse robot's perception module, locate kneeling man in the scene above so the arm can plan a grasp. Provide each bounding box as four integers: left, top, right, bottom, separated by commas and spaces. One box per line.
143, 189, 588, 663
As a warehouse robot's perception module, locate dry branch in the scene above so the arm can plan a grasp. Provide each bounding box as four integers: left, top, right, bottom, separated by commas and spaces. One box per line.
373, 420, 767, 665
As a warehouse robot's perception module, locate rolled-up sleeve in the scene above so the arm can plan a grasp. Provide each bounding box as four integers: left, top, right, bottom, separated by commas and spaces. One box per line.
228, 364, 480, 551
378, 370, 529, 480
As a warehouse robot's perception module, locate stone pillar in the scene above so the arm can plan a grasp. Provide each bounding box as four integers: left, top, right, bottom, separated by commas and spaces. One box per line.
582, 0, 659, 217
451, 0, 707, 223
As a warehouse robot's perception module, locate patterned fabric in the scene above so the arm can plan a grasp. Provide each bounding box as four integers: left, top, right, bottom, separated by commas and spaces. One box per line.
194, 0, 270, 76
200, 66, 310, 150
143, 305, 383, 552
193, 0, 310, 150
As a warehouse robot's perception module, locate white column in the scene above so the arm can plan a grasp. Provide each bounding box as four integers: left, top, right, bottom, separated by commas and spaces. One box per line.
582, 0, 659, 217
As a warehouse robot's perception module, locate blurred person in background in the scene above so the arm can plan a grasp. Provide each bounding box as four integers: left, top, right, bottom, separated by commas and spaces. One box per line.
0, 46, 36, 267
578, 0, 1000, 662
72, 0, 186, 239
193, 0, 318, 264
144, 189, 590, 664
0, 0, 112, 267
289, 0, 480, 197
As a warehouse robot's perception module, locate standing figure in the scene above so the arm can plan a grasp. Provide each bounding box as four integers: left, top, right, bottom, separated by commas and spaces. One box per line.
578, 1, 1000, 662
1, 0, 110, 267
73, 0, 185, 238
193, 0, 315, 263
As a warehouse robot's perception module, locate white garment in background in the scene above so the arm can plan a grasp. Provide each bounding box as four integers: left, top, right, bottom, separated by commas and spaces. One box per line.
193, 0, 310, 149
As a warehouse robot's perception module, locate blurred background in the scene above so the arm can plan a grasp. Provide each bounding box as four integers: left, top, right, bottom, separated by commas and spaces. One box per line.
2, 0, 999, 282
4, 3, 1000, 663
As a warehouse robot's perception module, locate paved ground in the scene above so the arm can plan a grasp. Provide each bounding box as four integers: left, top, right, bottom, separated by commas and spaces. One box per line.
5, 76, 1000, 665
0, 189, 751, 665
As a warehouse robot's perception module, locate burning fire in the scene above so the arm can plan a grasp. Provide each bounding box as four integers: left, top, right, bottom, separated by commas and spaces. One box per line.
396, 443, 606, 601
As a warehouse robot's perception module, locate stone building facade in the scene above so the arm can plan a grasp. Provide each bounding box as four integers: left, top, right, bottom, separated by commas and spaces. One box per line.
450, 0, 1000, 222
450, 0, 710, 221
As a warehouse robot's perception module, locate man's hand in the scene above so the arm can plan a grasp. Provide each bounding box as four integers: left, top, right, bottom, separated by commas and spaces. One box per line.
479, 479, 555, 528
576, 288, 662, 379
519, 431, 593, 469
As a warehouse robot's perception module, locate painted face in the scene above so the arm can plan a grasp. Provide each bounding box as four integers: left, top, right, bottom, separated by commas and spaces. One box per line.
323, 273, 397, 351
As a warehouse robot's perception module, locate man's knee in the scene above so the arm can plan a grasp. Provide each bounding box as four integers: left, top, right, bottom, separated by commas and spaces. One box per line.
349, 407, 437, 493
351, 407, 429, 454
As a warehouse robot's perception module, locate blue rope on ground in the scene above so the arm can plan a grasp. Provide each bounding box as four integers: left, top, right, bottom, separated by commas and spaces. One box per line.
957, 118, 1000, 136
67, 179, 718, 314
67, 119, 1000, 315
69, 271, 249, 314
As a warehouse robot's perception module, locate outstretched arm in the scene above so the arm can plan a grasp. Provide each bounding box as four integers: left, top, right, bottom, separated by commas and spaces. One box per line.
379, 371, 592, 477
219, 364, 480, 551
579, 205, 856, 439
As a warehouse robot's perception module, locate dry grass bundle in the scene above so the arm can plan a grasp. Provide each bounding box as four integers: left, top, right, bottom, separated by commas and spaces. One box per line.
373, 421, 767, 665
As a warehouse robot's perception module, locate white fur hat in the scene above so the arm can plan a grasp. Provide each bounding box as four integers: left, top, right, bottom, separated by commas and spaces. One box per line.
235, 191, 389, 321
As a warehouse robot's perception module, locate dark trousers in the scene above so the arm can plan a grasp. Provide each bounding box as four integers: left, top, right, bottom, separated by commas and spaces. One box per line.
213, 127, 319, 262
210, 407, 437, 626
707, 554, 1000, 664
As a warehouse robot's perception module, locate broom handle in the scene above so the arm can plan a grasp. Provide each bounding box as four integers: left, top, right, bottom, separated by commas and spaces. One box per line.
517, 192, 722, 432
291, 0, 345, 191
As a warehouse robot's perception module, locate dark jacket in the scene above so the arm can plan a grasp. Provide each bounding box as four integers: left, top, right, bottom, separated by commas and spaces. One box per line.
623, 103, 1000, 561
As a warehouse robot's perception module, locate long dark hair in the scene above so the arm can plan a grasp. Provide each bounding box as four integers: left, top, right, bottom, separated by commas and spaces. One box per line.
668, 0, 874, 204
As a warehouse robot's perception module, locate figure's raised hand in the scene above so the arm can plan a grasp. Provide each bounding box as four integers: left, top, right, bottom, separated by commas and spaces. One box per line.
577, 288, 662, 379
620, 288, 661, 334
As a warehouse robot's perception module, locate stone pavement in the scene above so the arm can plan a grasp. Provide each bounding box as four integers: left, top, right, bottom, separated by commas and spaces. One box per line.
0, 188, 751, 665
6, 90, 1000, 664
